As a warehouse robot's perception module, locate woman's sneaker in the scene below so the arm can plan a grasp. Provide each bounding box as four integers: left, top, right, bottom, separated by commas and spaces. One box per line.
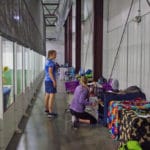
71, 115, 76, 122
45, 110, 49, 114
47, 112, 58, 118
72, 120, 79, 129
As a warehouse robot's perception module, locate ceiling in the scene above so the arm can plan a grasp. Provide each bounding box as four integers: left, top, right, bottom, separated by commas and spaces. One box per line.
42, 0, 60, 27
42, 0, 73, 41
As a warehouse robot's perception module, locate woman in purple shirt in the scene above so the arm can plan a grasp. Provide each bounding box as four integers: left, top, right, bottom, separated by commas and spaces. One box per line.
70, 76, 97, 128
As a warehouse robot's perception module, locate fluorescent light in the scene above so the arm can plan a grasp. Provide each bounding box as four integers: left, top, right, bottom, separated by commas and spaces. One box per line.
13, 15, 20, 21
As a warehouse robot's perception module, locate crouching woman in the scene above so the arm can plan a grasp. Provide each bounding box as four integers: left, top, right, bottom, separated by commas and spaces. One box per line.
70, 76, 97, 128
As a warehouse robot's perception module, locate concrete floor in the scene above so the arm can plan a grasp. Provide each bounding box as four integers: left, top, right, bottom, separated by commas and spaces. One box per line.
6, 80, 119, 150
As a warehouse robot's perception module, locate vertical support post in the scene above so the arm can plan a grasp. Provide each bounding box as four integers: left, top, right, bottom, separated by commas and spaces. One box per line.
93, 0, 103, 80
0, 36, 4, 150
75, 0, 81, 73
68, 7, 72, 66
64, 21, 68, 64
64, 8, 73, 67
0, 36, 3, 119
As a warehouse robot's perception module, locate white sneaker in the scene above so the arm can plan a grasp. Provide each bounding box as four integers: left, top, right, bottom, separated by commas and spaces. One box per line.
71, 115, 76, 123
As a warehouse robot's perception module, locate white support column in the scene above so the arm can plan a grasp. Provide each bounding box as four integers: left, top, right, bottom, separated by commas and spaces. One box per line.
14, 43, 17, 96
14, 43, 22, 134
0, 36, 4, 150
0, 36, 3, 119
22, 47, 25, 93
22, 47, 29, 117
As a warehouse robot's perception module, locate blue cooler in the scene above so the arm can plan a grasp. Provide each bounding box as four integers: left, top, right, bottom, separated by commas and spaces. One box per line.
3, 87, 11, 111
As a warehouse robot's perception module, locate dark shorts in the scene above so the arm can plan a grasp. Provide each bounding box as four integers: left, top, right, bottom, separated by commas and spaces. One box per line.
70, 109, 97, 124
45, 81, 57, 94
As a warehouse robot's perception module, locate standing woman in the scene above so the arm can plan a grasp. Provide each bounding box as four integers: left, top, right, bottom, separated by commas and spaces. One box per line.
44, 50, 57, 117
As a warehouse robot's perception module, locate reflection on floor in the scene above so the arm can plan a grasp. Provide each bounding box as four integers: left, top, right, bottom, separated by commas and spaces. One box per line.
6, 80, 119, 150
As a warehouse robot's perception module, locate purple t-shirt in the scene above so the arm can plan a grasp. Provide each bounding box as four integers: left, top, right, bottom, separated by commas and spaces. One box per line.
70, 85, 92, 113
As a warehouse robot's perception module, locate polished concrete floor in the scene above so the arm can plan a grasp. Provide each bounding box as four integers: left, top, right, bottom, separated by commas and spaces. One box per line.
6, 80, 119, 150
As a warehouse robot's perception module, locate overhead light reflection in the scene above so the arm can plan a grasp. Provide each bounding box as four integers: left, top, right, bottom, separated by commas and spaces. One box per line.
13, 15, 20, 21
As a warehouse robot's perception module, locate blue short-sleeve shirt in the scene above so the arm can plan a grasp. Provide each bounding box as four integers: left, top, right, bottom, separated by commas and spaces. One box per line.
45, 59, 56, 81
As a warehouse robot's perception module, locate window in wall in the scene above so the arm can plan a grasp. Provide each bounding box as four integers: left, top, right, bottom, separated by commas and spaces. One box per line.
34, 52, 37, 79
42, 56, 46, 71
2, 38, 14, 111
35, 52, 39, 78
30, 50, 34, 83
16, 44, 23, 95
24, 48, 29, 88
27, 49, 32, 86
32, 51, 35, 81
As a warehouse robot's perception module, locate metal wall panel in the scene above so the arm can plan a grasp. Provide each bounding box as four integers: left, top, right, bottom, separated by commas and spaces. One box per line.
107, 27, 128, 89
127, 21, 142, 87
116, 30, 128, 88
81, 18, 93, 70
141, 14, 150, 99
81, 0, 93, 71
107, 28, 121, 78
103, 0, 150, 100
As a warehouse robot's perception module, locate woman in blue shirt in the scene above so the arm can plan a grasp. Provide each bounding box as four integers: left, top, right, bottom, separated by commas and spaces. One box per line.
70, 76, 98, 128
45, 50, 57, 117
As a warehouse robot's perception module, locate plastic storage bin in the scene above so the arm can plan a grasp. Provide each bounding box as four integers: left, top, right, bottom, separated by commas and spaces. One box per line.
3, 87, 11, 111
65, 80, 79, 93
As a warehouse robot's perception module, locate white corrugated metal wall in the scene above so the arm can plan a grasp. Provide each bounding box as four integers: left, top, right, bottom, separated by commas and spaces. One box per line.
103, 0, 150, 100
141, 14, 150, 98
81, 0, 94, 71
